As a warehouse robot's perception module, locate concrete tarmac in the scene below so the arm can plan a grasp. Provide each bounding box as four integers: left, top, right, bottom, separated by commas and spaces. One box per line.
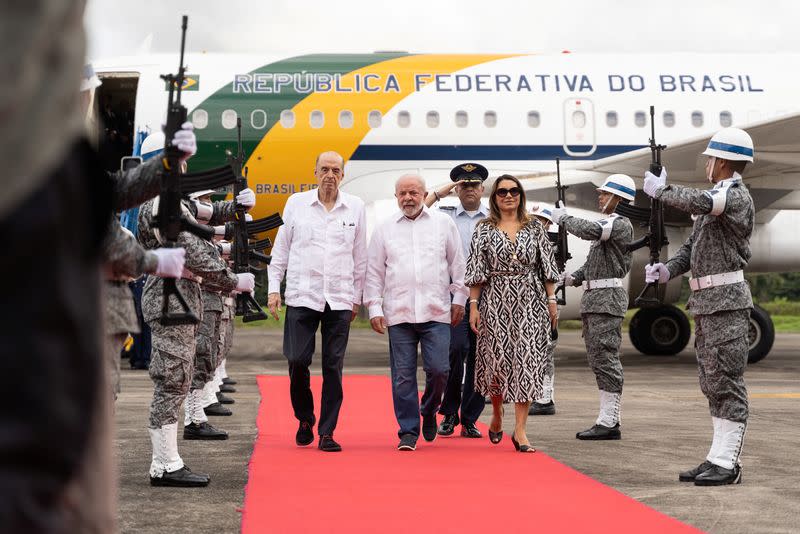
115, 329, 800, 533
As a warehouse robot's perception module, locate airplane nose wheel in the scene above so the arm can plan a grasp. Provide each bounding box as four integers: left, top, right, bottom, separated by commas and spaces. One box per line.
629, 305, 691, 356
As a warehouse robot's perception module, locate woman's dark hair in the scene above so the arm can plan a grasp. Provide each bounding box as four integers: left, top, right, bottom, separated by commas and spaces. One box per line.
484, 174, 530, 226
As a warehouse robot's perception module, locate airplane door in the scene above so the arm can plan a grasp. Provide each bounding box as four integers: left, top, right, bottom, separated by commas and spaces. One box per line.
563, 98, 596, 157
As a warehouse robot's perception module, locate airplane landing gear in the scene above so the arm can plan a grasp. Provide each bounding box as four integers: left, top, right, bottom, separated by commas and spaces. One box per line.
629, 305, 691, 356
748, 304, 774, 364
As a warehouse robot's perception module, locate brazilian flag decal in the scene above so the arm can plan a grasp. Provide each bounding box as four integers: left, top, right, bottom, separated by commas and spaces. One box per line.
165, 75, 199, 91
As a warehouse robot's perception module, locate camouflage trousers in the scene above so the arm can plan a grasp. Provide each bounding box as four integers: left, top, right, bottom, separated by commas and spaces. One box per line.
104, 333, 127, 401
218, 310, 234, 366
147, 320, 196, 428
582, 313, 624, 394
192, 309, 221, 390
694, 310, 750, 423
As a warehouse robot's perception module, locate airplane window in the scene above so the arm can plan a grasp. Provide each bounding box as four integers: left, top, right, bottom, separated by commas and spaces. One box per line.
720, 111, 732, 127
426, 111, 440, 128
398, 111, 411, 128
663, 111, 675, 128
484, 111, 497, 128
691, 111, 704, 127
280, 110, 295, 128
527, 111, 540, 128
310, 110, 324, 129
192, 109, 208, 129
368, 110, 382, 128
634, 111, 646, 127
571, 110, 586, 128
455, 110, 468, 128
339, 110, 354, 129
251, 109, 267, 130
221, 109, 238, 130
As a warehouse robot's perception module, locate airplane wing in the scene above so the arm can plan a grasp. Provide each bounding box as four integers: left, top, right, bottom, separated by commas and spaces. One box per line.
519, 112, 800, 222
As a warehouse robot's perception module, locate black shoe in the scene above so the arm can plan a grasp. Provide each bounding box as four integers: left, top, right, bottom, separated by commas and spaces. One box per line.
679, 460, 715, 482
150, 466, 210, 487
397, 434, 417, 451
530, 401, 556, 416
183, 422, 229, 440
576, 423, 621, 440
511, 434, 536, 453
318, 435, 342, 452
219, 384, 237, 393
437, 414, 459, 436
203, 402, 232, 417
422, 414, 438, 442
222, 377, 237, 385
296, 420, 314, 446
216, 392, 235, 405
460, 422, 482, 438
694, 464, 742, 486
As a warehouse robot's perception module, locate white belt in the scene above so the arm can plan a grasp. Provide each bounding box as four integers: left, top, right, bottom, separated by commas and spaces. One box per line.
582, 278, 623, 290
689, 270, 744, 291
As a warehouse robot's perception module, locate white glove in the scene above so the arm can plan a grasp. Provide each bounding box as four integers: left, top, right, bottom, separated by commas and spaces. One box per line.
218, 241, 232, 258
235, 272, 256, 294
151, 248, 186, 278
551, 200, 568, 225
245, 213, 253, 222
236, 188, 256, 210
644, 262, 670, 284
556, 271, 574, 288
643, 167, 667, 198
213, 225, 226, 237
171, 121, 197, 163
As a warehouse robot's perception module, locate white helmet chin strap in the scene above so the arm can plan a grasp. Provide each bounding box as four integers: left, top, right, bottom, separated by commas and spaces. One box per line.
601, 195, 614, 214
707, 156, 717, 183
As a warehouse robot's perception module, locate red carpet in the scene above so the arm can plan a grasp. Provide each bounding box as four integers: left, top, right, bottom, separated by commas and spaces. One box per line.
242, 375, 700, 534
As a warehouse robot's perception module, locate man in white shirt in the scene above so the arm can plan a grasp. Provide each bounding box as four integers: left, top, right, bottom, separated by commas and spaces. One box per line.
365, 174, 468, 451
267, 151, 367, 453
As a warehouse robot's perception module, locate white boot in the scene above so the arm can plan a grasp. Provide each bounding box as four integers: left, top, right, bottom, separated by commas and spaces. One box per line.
220, 358, 228, 380
201, 380, 217, 408
707, 418, 746, 470
148, 423, 184, 478
536, 375, 554, 404
184, 389, 209, 426
596, 390, 621, 427
213, 367, 223, 392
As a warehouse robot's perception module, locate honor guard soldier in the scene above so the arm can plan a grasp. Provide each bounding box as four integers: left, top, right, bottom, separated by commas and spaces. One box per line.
642, 128, 755, 486
551, 174, 635, 440
426, 163, 489, 438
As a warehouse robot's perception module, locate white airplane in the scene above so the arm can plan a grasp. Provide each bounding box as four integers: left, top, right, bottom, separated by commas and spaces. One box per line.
92, 51, 800, 362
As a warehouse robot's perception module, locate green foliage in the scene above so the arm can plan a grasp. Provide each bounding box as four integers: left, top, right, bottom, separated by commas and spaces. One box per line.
747, 272, 800, 302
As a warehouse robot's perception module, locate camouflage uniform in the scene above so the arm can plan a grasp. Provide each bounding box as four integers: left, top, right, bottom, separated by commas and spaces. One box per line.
138, 198, 238, 429
219, 294, 235, 379
655, 177, 754, 423
562, 214, 633, 395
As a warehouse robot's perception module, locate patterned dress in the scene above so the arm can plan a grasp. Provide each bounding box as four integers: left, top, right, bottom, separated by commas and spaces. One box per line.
465, 220, 559, 402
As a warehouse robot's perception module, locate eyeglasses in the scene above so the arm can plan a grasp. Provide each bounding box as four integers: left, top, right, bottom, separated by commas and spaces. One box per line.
495, 187, 521, 197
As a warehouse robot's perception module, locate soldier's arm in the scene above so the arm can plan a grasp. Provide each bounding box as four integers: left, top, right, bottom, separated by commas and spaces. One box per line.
180, 233, 238, 292
665, 233, 694, 279
111, 157, 163, 211
655, 184, 713, 216
560, 215, 603, 241
103, 219, 158, 278
208, 199, 237, 225
570, 264, 587, 285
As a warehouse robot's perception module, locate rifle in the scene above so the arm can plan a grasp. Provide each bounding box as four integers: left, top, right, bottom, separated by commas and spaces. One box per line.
553, 158, 572, 306
228, 118, 284, 322
156, 16, 237, 325
615, 105, 668, 306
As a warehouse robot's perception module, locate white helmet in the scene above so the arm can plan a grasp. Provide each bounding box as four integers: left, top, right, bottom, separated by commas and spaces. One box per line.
702, 127, 754, 162
530, 203, 553, 222
81, 63, 102, 92
140, 132, 165, 161
596, 174, 636, 202
188, 189, 216, 200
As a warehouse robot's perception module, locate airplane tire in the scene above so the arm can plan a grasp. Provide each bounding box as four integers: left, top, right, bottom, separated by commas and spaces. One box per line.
629, 305, 691, 356
747, 304, 774, 364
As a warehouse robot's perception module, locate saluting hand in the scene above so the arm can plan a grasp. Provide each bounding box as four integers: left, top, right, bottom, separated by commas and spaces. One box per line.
370, 316, 387, 335
267, 292, 282, 321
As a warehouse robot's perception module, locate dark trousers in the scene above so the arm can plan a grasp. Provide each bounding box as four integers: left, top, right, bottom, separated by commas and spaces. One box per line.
283, 304, 351, 436
388, 322, 450, 438
439, 314, 484, 425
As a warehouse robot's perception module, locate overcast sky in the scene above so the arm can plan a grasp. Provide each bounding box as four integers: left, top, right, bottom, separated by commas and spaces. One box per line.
86, 0, 796, 59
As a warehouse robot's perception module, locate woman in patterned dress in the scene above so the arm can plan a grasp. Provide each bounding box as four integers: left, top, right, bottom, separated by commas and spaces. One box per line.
466, 175, 559, 452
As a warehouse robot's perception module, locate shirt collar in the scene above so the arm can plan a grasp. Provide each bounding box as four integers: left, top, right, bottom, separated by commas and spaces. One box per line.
455, 202, 489, 217
309, 188, 348, 210
714, 172, 743, 189
394, 204, 431, 222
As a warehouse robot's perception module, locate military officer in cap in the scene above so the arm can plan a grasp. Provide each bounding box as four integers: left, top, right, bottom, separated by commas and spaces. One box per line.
642, 128, 755, 486
424, 163, 489, 438
551, 174, 635, 440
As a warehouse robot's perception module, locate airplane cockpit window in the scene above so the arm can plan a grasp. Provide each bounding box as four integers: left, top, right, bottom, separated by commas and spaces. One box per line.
426, 111, 440, 128
455, 110, 468, 128
310, 110, 324, 129
192, 109, 208, 129
527, 111, 540, 128
720, 111, 732, 127
484, 111, 497, 128
571, 110, 586, 128
368, 110, 382, 128
221, 109, 238, 129
398, 111, 411, 128
691, 111, 704, 127
663, 111, 676, 128
634, 111, 646, 127
339, 110, 354, 129
605, 111, 618, 127
280, 110, 296, 128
